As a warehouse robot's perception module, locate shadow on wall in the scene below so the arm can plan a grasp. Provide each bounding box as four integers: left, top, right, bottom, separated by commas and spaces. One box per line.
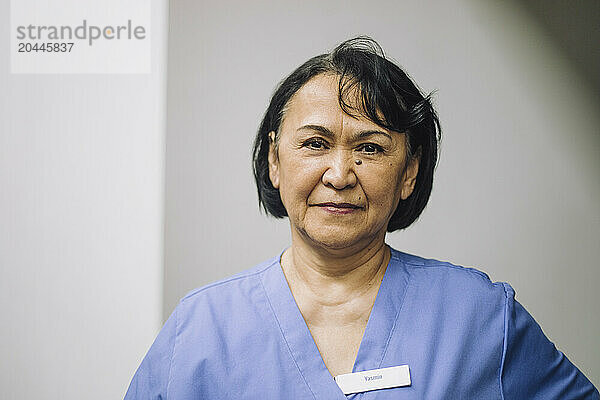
521, 0, 600, 94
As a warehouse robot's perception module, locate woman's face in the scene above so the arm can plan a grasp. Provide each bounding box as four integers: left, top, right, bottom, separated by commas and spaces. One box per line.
268, 73, 419, 251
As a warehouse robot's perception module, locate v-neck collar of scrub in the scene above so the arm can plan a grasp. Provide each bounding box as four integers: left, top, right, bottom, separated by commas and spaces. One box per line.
259, 246, 411, 399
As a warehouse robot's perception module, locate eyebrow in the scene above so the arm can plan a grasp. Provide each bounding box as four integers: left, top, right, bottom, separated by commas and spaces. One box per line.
297, 124, 392, 141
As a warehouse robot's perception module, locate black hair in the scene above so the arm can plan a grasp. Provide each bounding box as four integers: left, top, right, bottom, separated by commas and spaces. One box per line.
252, 36, 441, 231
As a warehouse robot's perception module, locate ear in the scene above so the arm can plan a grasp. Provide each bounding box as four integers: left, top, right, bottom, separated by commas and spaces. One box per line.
267, 131, 280, 189
400, 147, 421, 200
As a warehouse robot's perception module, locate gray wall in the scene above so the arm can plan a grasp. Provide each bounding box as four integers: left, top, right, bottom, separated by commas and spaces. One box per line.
0, 0, 167, 398
166, 0, 600, 385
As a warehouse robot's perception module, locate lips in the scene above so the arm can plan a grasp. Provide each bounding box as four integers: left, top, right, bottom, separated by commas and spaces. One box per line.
313, 202, 363, 209
312, 202, 363, 215
317, 202, 361, 208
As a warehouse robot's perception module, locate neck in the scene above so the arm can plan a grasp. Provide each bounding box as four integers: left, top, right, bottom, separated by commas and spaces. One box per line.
280, 233, 390, 309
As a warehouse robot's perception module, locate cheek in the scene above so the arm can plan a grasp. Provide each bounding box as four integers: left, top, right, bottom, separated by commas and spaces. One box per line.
278, 156, 322, 207
362, 165, 405, 210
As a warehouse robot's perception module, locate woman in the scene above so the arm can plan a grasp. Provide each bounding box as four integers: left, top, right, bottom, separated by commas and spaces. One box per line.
125, 37, 598, 399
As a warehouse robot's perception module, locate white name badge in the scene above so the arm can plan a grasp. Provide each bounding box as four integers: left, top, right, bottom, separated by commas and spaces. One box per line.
334, 365, 411, 395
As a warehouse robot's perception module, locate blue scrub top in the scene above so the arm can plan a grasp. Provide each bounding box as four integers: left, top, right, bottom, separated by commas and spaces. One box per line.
125, 248, 598, 399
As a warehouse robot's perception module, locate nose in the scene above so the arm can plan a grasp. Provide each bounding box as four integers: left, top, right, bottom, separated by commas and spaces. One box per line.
321, 150, 357, 190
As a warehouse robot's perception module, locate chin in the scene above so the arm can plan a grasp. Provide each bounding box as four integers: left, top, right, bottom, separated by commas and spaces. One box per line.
299, 226, 366, 251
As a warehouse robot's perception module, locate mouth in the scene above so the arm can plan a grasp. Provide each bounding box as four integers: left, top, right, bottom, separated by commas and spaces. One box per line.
314, 202, 363, 209
312, 202, 364, 215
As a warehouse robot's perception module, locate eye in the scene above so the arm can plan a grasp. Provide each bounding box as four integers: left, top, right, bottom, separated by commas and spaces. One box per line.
358, 143, 384, 154
302, 138, 329, 150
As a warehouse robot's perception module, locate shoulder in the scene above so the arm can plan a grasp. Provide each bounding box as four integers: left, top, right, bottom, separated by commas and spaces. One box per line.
390, 247, 512, 304
388, 248, 599, 398
388, 247, 511, 346
171, 254, 281, 330
181, 254, 279, 301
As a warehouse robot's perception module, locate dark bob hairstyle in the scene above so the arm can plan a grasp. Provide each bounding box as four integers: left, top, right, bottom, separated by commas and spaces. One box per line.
252, 36, 441, 231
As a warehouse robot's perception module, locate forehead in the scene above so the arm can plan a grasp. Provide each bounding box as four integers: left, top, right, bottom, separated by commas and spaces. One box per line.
282, 73, 385, 133
290, 73, 340, 106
